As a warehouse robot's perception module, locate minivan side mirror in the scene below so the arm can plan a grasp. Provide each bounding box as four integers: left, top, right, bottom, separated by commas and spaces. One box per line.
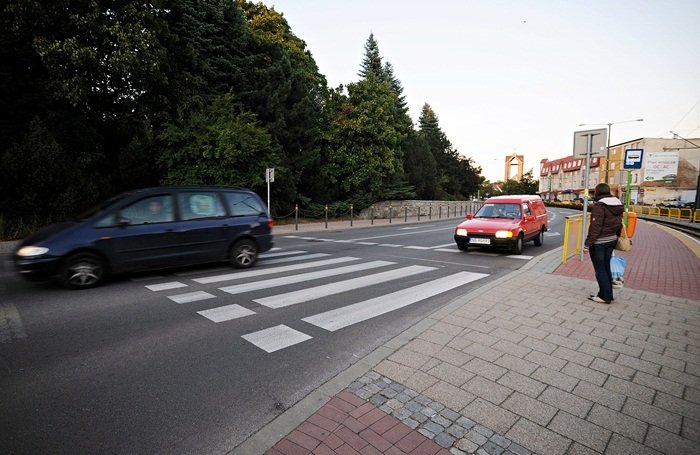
466, 214, 474, 220
525, 215, 536, 222
116, 217, 131, 227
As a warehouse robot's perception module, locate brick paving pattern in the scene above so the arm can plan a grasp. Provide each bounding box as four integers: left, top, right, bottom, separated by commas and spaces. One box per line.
554, 220, 700, 300
265, 390, 451, 455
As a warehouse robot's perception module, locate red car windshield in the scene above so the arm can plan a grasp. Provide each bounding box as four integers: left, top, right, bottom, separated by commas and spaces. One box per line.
475, 203, 521, 219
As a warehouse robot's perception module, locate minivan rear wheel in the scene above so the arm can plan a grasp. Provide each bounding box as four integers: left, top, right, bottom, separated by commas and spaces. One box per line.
59, 252, 106, 289
230, 239, 257, 268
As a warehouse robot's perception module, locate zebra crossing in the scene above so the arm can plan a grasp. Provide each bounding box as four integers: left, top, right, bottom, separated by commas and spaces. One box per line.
142, 249, 489, 353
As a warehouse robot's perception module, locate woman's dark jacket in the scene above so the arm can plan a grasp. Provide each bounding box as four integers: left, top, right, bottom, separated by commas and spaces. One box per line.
585, 194, 624, 247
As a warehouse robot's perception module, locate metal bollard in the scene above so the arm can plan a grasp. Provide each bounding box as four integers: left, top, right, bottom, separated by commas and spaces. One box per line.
418, 206, 421, 222
371, 205, 374, 225
350, 204, 353, 227
404, 206, 408, 222
325, 205, 328, 229
295, 204, 299, 231
389, 204, 392, 224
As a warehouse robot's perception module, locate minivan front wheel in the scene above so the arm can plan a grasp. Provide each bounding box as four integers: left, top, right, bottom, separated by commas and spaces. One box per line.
230, 239, 257, 268
59, 252, 106, 289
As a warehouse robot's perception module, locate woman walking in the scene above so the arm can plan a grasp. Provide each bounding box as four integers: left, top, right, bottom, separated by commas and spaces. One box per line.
584, 183, 624, 304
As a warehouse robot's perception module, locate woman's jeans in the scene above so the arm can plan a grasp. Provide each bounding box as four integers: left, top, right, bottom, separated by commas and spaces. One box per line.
589, 240, 617, 302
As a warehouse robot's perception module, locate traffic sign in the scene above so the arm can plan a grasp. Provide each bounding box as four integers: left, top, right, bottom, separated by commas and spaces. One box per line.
624, 149, 643, 169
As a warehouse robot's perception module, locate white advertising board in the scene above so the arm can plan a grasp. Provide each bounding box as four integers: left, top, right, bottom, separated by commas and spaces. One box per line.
643, 151, 679, 182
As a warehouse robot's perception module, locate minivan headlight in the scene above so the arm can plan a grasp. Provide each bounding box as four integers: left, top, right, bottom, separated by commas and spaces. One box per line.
495, 230, 513, 239
456, 228, 468, 237
17, 246, 49, 257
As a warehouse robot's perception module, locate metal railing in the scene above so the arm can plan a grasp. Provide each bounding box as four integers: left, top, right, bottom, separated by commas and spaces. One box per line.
274, 201, 483, 231
561, 214, 585, 265
629, 204, 698, 222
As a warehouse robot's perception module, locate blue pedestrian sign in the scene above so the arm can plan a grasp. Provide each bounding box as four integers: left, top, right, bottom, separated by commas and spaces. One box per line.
624, 149, 643, 169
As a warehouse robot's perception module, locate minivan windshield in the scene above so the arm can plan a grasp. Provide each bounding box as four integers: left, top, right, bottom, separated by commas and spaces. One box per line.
75, 194, 130, 220
474, 203, 521, 219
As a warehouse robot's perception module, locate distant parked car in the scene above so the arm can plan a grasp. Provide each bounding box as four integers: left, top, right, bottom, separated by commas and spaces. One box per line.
13, 186, 274, 289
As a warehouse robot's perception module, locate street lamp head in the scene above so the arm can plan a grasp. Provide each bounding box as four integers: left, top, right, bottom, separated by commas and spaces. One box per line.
579, 118, 643, 127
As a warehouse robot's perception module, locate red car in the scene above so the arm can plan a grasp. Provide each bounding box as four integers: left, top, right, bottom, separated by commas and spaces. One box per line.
454, 195, 548, 254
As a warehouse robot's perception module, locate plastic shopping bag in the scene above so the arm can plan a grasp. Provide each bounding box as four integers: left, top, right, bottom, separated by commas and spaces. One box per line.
611, 255, 627, 280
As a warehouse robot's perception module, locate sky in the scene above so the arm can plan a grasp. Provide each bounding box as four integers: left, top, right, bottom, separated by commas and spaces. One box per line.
268, 0, 700, 182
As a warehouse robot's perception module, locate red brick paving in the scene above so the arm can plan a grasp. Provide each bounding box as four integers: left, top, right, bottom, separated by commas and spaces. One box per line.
266, 391, 450, 455
555, 220, 700, 300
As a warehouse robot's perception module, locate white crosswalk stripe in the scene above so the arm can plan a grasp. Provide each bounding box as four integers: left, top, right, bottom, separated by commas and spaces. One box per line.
257, 253, 330, 265
258, 250, 307, 258
168, 291, 215, 304
302, 271, 488, 332
254, 265, 436, 309
219, 260, 395, 295
193, 256, 360, 284
241, 325, 312, 353
197, 304, 255, 323
146, 281, 188, 291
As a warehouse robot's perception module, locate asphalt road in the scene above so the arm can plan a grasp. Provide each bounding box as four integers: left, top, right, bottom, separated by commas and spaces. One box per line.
0, 209, 567, 454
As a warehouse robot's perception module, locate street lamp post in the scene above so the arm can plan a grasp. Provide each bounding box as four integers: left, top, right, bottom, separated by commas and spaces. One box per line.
579, 119, 643, 183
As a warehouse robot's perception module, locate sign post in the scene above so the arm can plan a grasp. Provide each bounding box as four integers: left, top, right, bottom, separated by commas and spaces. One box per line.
265, 168, 274, 213
574, 129, 604, 261
623, 149, 643, 225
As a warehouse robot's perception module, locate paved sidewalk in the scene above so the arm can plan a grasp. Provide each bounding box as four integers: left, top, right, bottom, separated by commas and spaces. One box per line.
236, 218, 700, 454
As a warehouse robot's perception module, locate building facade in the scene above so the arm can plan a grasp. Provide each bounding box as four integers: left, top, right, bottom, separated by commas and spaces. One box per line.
539, 156, 601, 201
539, 137, 699, 205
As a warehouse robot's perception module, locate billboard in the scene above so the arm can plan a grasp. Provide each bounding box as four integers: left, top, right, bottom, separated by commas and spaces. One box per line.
643, 151, 679, 182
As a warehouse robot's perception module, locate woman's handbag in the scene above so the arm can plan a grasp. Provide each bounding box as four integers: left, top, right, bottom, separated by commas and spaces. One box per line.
615, 225, 632, 251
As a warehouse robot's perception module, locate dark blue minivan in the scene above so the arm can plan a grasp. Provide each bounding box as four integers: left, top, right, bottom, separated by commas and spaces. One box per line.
13, 186, 274, 289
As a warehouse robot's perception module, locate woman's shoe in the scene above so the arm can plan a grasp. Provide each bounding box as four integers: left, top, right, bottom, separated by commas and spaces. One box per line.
588, 296, 611, 304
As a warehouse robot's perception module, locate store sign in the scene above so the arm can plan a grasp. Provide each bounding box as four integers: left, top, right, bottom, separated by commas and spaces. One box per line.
643, 151, 679, 181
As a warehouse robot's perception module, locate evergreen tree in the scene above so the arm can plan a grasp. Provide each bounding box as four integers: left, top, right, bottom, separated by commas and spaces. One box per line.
383, 61, 408, 111
235, 0, 328, 210
418, 103, 480, 199
159, 93, 281, 187
403, 132, 438, 199
0, 0, 169, 237
323, 78, 406, 202
358, 33, 383, 79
